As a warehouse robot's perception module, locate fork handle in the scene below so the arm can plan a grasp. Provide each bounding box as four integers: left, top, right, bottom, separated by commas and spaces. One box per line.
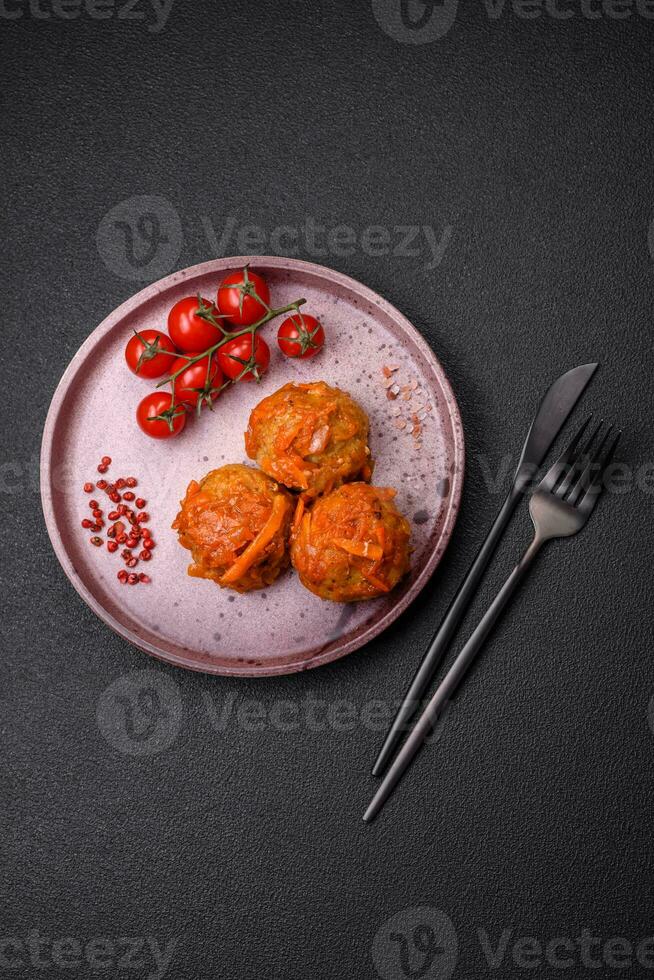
372, 486, 522, 777
363, 534, 543, 823
437, 534, 544, 699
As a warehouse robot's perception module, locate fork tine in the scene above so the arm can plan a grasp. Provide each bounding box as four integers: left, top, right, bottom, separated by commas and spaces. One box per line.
539, 415, 593, 492
577, 429, 621, 513
555, 418, 605, 497
566, 423, 612, 505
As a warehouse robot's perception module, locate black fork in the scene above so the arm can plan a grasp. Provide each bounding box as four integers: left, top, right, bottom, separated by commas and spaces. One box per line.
363, 418, 621, 822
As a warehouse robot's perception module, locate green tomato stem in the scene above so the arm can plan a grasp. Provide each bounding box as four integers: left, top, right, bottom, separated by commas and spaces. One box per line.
156, 298, 306, 389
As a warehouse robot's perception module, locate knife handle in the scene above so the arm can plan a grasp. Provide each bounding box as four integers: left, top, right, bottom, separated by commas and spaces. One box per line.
364, 534, 542, 822
371, 484, 521, 777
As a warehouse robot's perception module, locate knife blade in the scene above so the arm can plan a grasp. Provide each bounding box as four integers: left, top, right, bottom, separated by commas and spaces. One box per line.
370, 361, 598, 780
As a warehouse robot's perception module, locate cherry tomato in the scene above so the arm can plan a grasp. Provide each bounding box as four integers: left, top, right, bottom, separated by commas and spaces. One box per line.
136, 391, 187, 439
277, 314, 325, 359
125, 330, 177, 379
168, 296, 225, 353
218, 335, 271, 382
216, 268, 270, 327
171, 354, 223, 409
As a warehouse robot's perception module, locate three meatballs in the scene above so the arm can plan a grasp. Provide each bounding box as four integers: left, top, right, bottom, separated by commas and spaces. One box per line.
245, 381, 373, 499
172, 464, 293, 593
290, 483, 411, 602
174, 382, 411, 600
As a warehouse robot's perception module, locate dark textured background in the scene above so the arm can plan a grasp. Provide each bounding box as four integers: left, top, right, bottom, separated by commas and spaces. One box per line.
2, 2, 654, 978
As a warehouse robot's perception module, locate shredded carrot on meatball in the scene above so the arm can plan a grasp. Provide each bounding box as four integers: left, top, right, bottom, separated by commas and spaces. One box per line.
245, 381, 373, 499
290, 483, 411, 602
172, 464, 293, 592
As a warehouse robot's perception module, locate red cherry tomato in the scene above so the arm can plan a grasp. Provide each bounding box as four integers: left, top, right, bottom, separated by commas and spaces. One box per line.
124, 330, 177, 379
171, 354, 223, 409
136, 391, 186, 439
277, 314, 325, 359
167, 296, 225, 353
216, 268, 270, 327
218, 335, 271, 382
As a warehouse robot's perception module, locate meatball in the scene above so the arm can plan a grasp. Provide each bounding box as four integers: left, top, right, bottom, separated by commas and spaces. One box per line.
245, 381, 373, 499
172, 464, 293, 592
291, 483, 411, 602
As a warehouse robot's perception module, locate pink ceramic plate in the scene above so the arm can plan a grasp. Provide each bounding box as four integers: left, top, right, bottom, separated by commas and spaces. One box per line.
41, 257, 464, 676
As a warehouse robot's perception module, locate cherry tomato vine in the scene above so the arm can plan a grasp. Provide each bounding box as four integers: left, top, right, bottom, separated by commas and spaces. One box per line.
126, 265, 324, 437
152, 301, 307, 431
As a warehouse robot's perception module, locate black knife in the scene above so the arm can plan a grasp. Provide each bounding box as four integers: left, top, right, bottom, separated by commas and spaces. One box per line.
371, 362, 598, 779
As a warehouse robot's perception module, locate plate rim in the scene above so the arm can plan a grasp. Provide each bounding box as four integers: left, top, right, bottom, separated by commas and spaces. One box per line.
41, 255, 465, 676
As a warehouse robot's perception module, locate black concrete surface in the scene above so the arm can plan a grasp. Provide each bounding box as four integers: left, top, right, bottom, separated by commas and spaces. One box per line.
2, 3, 654, 978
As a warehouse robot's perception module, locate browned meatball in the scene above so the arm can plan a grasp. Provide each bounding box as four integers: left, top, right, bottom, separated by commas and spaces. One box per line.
290, 483, 411, 602
172, 464, 293, 592
245, 381, 373, 499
